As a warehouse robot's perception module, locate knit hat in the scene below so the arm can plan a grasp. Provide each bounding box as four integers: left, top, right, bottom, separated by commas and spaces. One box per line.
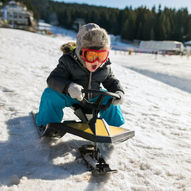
75, 23, 110, 64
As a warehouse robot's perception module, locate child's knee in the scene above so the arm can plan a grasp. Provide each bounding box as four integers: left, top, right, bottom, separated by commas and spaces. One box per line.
41, 88, 66, 107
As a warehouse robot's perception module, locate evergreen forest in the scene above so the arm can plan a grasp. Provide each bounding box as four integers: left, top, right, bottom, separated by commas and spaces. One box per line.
2, 0, 191, 42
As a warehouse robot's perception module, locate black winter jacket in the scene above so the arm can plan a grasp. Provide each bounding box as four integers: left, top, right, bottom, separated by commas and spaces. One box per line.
47, 51, 124, 99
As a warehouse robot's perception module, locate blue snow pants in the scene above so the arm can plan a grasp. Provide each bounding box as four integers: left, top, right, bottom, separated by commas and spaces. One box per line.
36, 88, 125, 127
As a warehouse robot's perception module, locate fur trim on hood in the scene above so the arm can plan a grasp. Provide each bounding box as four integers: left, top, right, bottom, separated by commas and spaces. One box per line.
60, 42, 76, 54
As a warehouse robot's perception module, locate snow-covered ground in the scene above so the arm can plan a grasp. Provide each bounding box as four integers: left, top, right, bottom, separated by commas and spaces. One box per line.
0, 28, 191, 191
38, 20, 77, 39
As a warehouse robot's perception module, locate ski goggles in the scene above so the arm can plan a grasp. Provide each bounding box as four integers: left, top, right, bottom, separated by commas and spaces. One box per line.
81, 48, 109, 64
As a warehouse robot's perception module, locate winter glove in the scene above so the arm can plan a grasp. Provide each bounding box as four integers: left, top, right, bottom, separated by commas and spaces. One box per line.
68, 82, 84, 101
112, 91, 124, 105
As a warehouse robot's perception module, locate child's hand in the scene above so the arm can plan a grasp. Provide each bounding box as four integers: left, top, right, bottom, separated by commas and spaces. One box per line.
112, 91, 124, 105
68, 83, 84, 101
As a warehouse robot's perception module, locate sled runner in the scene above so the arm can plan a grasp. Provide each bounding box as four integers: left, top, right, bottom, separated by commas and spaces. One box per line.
32, 89, 135, 175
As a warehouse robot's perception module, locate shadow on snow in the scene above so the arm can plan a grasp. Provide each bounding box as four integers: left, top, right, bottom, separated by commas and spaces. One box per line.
0, 114, 112, 188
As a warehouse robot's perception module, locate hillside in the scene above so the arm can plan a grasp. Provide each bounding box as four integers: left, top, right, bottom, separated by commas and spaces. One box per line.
0, 28, 191, 191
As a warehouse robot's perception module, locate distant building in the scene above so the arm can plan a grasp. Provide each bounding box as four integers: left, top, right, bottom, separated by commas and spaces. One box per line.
49, 12, 58, 26
73, 18, 85, 31
139, 40, 184, 54
0, 1, 35, 28
184, 40, 191, 47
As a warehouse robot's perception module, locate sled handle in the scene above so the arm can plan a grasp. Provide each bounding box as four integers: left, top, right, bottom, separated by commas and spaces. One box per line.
80, 89, 120, 111
81, 89, 120, 99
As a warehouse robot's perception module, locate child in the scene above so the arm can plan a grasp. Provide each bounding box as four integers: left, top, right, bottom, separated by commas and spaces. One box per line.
36, 23, 125, 128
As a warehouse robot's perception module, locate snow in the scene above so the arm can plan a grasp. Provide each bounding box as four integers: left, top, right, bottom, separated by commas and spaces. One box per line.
0, 27, 191, 191
38, 20, 77, 39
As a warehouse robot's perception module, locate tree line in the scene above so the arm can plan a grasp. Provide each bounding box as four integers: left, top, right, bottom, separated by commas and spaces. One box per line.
3, 0, 191, 42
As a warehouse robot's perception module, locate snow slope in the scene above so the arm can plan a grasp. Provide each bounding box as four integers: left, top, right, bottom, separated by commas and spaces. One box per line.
0, 28, 191, 191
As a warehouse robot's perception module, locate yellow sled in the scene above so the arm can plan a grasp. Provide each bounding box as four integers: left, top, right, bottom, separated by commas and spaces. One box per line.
41, 89, 135, 143
32, 89, 135, 175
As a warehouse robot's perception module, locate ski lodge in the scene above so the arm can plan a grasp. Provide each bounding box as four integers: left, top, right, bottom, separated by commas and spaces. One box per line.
139, 40, 184, 54
0, 1, 36, 30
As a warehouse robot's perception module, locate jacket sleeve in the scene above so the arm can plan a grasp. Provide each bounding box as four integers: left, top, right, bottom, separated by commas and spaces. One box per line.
47, 55, 72, 94
102, 66, 124, 94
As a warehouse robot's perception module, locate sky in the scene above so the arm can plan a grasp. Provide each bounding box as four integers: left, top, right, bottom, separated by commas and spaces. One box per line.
55, 0, 191, 12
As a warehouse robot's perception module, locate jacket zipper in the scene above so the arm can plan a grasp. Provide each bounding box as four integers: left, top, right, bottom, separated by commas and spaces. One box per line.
72, 52, 93, 99
88, 72, 92, 99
